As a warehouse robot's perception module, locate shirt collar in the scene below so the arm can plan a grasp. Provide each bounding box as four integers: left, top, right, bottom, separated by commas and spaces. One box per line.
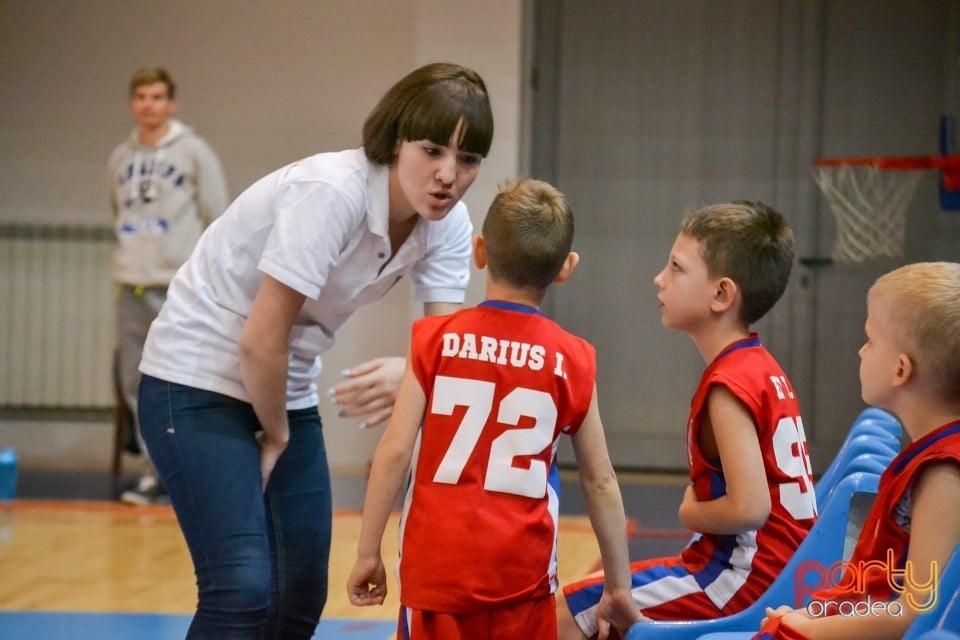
366, 160, 391, 238
479, 300, 543, 315
366, 160, 429, 247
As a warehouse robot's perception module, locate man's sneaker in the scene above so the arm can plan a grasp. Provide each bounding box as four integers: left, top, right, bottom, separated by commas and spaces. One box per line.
120, 475, 169, 506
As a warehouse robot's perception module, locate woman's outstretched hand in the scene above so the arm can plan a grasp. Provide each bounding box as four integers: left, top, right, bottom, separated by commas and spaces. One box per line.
329, 357, 405, 429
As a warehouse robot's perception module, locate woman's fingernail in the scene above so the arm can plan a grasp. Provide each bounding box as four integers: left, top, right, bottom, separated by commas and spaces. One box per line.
326, 387, 336, 398
358, 422, 368, 430
340, 368, 352, 377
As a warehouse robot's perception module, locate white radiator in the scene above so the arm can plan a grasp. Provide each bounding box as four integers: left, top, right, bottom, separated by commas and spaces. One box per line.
0, 225, 114, 409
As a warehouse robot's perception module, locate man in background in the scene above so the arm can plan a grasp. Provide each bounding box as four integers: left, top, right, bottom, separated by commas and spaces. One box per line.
107, 66, 228, 505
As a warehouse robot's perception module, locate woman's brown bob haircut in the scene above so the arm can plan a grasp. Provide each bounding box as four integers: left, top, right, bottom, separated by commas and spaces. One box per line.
363, 62, 494, 165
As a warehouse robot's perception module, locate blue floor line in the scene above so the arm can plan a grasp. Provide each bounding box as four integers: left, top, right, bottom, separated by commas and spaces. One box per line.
0, 611, 395, 639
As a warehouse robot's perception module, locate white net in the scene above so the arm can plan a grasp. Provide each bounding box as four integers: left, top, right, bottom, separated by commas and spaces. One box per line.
812, 163, 922, 263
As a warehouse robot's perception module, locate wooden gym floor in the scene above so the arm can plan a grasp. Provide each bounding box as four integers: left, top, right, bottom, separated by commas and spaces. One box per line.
0, 469, 688, 639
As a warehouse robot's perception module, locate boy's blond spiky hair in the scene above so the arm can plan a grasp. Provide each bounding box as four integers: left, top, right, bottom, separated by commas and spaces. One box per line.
869, 261, 960, 403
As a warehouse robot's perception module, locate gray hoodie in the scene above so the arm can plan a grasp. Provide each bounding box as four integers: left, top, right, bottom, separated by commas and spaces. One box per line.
107, 118, 229, 286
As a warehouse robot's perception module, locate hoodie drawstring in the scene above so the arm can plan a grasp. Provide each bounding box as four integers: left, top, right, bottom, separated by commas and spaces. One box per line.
130, 148, 166, 203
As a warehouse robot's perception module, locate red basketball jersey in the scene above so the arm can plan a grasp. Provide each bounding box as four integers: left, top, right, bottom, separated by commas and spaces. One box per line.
398, 301, 596, 613
811, 420, 960, 610
751, 420, 960, 639
683, 334, 817, 612
752, 616, 812, 640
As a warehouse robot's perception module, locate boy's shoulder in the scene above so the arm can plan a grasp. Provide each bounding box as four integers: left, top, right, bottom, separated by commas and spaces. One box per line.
900, 421, 960, 469
696, 337, 798, 414
705, 336, 786, 377
413, 305, 530, 336
413, 305, 596, 355
412, 306, 470, 329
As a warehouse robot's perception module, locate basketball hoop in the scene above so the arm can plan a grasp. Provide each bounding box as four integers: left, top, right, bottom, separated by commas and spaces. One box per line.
812, 155, 960, 263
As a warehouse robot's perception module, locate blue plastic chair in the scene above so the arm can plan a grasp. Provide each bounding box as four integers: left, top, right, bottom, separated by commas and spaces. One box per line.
853, 406, 902, 441
814, 408, 901, 505
832, 451, 892, 478
698, 543, 960, 640
904, 543, 960, 639
845, 407, 901, 449
815, 433, 897, 505
623, 472, 881, 640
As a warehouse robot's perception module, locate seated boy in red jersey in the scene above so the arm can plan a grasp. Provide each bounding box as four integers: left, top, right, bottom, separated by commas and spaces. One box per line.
347, 179, 641, 640
756, 261, 960, 640
558, 202, 818, 639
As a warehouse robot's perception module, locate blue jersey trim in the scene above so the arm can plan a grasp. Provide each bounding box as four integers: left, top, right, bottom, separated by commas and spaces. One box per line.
479, 299, 543, 315
708, 466, 727, 500
548, 461, 561, 502
892, 420, 960, 474
714, 335, 761, 362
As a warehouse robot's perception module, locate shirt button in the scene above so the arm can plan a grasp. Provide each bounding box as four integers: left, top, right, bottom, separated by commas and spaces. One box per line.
378, 252, 386, 259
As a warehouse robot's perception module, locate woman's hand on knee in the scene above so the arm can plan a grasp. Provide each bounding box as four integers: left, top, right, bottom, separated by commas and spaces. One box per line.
258, 433, 288, 490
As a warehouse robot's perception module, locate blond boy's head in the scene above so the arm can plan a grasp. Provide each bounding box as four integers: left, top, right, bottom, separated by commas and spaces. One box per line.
868, 262, 960, 403
481, 179, 574, 290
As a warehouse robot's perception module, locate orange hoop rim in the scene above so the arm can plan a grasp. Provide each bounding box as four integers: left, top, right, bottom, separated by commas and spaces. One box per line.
813, 154, 960, 170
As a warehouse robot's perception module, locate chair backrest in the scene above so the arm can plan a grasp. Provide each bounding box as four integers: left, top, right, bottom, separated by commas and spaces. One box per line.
903, 543, 960, 639
815, 434, 897, 505
813, 407, 900, 505
854, 406, 903, 441
914, 632, 960, 640
624, 472, 882, 640
850, 423, 900, 447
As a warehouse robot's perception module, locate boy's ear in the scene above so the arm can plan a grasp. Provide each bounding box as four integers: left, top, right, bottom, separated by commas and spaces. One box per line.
892, 353, 914, 387
473, 235, 487, 270
553, 251, 580, 283
710, 277, 739, 313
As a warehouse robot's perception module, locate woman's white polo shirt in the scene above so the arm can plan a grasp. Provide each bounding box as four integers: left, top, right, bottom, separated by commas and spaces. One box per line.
140, 148, 472, 409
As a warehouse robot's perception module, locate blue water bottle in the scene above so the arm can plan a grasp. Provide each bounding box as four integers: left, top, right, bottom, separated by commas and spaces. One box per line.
0, 448, 17, 501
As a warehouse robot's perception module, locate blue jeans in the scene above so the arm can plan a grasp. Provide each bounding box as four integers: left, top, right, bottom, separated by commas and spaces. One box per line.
138, 374, 331, 639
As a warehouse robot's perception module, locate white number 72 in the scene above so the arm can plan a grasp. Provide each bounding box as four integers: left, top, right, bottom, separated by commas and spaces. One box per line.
429, 375, 559, 499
